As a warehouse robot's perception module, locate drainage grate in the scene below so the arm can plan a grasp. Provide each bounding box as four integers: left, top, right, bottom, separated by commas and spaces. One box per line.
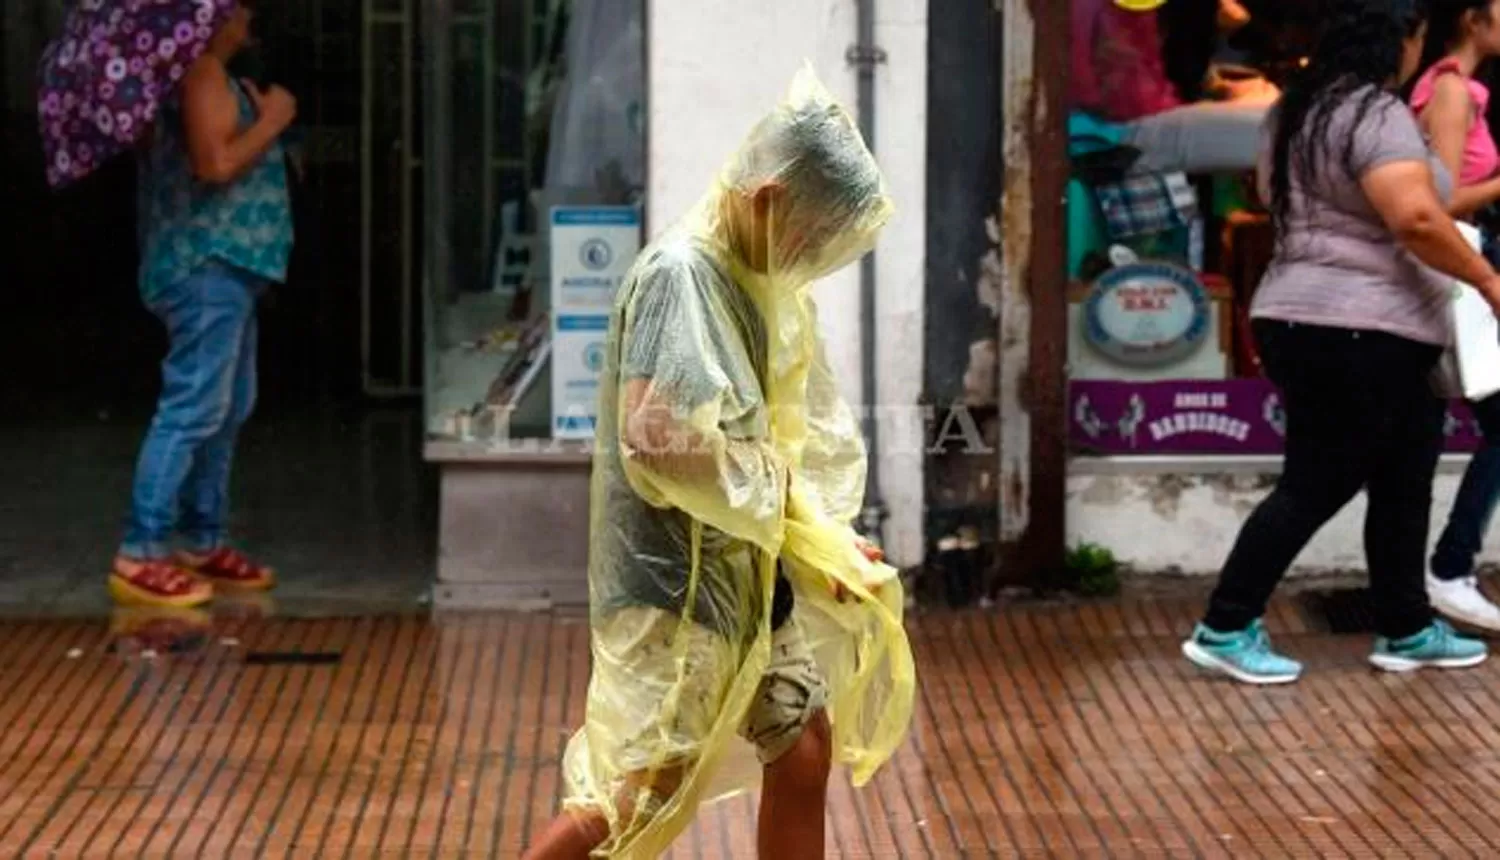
1300, 588, 1376, 635
243, 652, 342, 666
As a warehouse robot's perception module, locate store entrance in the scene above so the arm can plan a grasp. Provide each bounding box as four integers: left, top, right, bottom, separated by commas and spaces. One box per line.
0, 0, 434, 617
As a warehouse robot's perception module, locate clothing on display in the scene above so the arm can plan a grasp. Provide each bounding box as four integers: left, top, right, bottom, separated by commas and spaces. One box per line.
542, 0, 645, 201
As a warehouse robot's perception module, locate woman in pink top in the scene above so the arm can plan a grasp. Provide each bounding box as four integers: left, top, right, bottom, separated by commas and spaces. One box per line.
1411, 0, 1500, 634
1411, 1, 1500, 215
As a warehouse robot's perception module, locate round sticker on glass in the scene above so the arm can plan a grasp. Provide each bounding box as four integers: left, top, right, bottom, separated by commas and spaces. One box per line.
584, 342, 606, 374
1082, 261, 1211, 368
580, 238, 613, 272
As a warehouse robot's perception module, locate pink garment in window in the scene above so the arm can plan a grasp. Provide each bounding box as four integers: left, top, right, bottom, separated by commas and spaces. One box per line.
1071, 0, 1183, 122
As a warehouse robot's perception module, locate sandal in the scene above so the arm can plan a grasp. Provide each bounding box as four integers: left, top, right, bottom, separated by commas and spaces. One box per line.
109, 559, 214, 608
177, 548, 276, 593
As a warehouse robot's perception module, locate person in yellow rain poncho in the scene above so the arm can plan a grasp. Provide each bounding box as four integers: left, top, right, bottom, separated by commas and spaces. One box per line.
523, 66, 915, 860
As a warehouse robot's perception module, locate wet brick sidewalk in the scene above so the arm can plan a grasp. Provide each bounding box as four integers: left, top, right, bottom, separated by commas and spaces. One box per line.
2, 596, 1499, 858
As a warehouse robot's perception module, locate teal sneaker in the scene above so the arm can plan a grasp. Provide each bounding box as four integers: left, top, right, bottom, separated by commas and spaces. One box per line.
1181, 619, 1303, 685
1369, 620, 1488, 673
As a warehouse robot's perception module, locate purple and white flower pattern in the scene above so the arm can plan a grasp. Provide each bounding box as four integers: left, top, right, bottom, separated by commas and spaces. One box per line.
38, 0, 236, 188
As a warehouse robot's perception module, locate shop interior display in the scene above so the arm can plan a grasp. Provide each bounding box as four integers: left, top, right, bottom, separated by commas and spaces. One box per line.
1069, 0, 1500, 456
1065, 0, 1308, 454
429, 311, 552, 441
426, 0, 645, 443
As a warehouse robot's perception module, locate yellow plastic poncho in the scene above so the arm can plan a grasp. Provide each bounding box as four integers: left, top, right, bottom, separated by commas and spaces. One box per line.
561, 66, 916, 858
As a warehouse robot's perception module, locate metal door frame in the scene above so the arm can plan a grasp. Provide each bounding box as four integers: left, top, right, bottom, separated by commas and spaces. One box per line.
361, 0, 421, 396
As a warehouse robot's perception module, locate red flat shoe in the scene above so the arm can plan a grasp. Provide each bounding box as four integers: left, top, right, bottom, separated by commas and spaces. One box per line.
109, 559, 214, 608
177, 548, 276, 593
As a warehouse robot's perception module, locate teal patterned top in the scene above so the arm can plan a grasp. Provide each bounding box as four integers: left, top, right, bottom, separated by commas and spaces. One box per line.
137, 78, 293, 302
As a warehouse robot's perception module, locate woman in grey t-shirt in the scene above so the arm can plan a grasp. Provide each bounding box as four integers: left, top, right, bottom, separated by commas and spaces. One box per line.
1182, 0, 1500, 685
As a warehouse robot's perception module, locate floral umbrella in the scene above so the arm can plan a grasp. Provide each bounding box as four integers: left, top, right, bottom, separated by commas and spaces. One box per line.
38, 0, 238, 189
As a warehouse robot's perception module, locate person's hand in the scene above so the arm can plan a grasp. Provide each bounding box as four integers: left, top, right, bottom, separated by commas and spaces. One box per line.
831, 536, 886, 603
832, 577, 861, 603
854, 535, 884, 564
1483, 274, 1500, 319
1207, 70, 1279, 105
245, 80, 297, 131
1224, 77, 1279, 105
1217, 0, 1251, 33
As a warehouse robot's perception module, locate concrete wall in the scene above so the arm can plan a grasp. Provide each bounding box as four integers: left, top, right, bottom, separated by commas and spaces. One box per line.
1069, 461, 1500, 574
649, 0, 929, 566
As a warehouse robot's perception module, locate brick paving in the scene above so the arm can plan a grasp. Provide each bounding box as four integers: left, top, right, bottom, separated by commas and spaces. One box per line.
3, 597, 1500, 858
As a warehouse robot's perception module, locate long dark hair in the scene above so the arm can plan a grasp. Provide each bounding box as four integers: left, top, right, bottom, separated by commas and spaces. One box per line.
1418, 0, 1495, 78
1269, 0, 1430, 242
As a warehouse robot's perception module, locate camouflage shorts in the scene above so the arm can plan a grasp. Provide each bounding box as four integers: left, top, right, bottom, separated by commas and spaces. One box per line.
593, 606, 829, 771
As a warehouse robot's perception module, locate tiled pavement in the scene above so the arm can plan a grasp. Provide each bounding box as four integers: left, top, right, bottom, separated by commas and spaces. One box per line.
5, 596, 1500, 858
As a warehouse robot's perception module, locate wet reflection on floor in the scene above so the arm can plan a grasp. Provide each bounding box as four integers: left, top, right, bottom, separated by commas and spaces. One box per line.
103, 594, 280, 661
0, 408, 435, 619
7, 595, 1500, 858
106, 607, 213, 659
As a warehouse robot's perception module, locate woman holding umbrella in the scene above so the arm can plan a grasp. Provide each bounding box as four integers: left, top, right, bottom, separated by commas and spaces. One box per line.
41, 0, 296, 606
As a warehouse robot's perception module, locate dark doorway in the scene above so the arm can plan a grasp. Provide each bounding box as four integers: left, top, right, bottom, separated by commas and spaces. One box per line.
0, 1, 381, 416
0, 1, 434, 616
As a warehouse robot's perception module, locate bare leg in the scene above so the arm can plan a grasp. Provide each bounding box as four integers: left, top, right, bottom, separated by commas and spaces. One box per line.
522, 766, 686, 860
522, 809, 611, 860
757, 711, 833, 860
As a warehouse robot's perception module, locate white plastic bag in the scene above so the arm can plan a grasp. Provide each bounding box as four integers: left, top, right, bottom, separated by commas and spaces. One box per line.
1440, 223, 1500, 402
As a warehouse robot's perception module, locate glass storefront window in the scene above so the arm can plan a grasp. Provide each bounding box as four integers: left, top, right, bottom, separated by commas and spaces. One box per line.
423, 0, 645, 446
1063, 2, 1483, 458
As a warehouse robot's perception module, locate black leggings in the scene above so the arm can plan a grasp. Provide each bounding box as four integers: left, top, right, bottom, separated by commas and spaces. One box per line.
1203, 321, 1444, 640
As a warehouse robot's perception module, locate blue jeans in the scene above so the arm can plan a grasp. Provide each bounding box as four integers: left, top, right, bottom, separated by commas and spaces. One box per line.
121, 265, 261, 560
1432, 393, 1500, 581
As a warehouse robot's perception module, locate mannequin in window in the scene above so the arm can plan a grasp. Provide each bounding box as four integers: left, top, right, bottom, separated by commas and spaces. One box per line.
1071, 0, 1278, 174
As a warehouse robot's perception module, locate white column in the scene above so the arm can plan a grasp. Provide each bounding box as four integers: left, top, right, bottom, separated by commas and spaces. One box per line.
873, 0, 928, 567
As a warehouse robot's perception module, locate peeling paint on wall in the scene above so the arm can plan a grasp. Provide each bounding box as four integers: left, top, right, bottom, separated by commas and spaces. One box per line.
997, 0, 1038, 546
1076, 475, 1126, 506
1068, 469, 1500, 575
977, 221, 1003, 317
1206, 473, 1273, 518
962, 338, 997, 406
920, 0, 1003, 601
1145, 474, 1195, 520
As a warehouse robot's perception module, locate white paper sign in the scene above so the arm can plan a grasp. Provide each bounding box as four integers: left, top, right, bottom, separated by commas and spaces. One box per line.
550, 206, 641, 312
551, 315, 611, 439
549, 207, 640, 439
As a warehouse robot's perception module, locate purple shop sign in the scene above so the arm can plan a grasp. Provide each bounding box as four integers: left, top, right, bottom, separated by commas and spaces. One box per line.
1070, 380, 1483, 455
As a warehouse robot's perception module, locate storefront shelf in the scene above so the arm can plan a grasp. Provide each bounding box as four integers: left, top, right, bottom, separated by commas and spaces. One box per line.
424, 439, 591, 465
